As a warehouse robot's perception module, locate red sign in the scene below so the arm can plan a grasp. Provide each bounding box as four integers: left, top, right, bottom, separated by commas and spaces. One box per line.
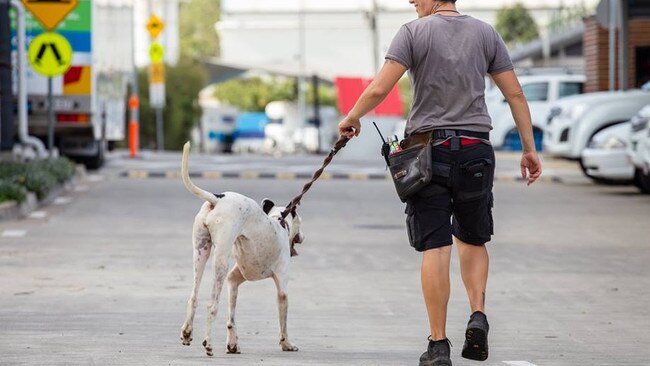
335, 77, 403, 117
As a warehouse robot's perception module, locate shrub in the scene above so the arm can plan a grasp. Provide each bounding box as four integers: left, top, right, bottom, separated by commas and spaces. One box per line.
0, 180, 28, 203
0, 158, 76, 201
31, 158, 76, 183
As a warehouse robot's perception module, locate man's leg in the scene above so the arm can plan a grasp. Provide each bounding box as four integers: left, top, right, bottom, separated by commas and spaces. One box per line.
421, 245, 452, 340
455, 237, 489, 313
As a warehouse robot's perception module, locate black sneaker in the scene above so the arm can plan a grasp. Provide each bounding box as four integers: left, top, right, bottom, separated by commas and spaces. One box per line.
419, 337, 452, 366
461, 311, 489, 361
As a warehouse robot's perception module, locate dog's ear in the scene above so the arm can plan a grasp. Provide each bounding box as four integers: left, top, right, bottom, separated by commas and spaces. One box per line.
262, 198, 275, 214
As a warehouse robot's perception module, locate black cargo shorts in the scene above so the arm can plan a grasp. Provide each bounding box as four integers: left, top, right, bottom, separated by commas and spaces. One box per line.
405, 140, 495, 251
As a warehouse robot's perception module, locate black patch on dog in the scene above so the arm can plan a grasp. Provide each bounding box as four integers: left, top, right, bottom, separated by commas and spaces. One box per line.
213, 193, 225, 199
290, 207, 297, 218
262, 198, 275, 214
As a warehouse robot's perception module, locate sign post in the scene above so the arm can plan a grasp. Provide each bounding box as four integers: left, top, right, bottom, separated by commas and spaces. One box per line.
27, 31, 73, 156
147, 15, 165, 151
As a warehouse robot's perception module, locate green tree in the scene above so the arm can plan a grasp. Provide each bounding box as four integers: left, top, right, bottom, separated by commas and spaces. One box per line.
495, 3, 539, 46
214, 77, 337, 112
179, 0, 220, 60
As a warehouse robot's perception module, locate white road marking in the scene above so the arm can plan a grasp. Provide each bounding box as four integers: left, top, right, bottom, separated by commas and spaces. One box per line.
28, 211, 48, 219
73, 185, 89, 192
87, 175, 105, 182
2, 230, 27, 238
53, 197, 73, 205
504, 361, 538, 366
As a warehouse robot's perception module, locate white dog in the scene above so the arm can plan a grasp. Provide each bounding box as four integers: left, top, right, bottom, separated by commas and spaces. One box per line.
179, 142, 304, 356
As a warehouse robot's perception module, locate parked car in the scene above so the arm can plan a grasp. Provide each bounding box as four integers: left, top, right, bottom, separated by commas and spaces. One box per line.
627, 104, 650, 193
544, 82, 650, 178
487, 73, 585, 150
580, 122, 634, 183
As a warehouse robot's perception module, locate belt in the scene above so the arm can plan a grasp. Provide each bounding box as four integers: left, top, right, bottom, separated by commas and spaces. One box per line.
402, 129, 490, 149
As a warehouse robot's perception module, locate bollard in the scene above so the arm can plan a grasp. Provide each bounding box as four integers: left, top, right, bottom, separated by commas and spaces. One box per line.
128, 94, 139, 158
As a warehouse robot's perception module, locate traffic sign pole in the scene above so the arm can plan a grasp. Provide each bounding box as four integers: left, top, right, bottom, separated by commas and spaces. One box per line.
47, 76, 54, 157
156, 107, 164, 151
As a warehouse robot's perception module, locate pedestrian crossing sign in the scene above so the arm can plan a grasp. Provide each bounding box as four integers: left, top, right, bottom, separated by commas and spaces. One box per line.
27, 32, 73, 77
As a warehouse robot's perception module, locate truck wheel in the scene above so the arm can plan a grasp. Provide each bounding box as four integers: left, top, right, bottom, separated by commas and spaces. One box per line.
634, 169, 650, 194
85, 141, 105, 170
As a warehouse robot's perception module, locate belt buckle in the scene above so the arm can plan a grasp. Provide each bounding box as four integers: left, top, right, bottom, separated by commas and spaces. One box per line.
443, 130, 458, 138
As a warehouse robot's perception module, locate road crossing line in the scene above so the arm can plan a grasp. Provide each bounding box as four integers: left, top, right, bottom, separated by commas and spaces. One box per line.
119, 170, 562, 183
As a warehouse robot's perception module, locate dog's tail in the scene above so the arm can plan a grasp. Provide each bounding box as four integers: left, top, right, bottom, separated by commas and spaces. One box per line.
182, 141, 220, 206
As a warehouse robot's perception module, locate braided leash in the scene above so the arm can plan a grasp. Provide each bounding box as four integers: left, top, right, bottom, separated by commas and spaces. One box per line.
279, 134, 351, 221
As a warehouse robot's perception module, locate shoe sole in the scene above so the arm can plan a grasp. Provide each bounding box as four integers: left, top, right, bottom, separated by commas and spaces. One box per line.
419, 358, 452, 366
462, 327, 488, 361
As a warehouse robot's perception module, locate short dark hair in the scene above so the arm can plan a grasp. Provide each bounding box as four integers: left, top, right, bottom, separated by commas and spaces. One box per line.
441, 0, 457, 3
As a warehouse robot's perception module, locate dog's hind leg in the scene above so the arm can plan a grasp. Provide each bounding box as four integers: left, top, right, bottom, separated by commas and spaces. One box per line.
225, 265, 245, 354
272, 271, 299, 352
202, 225, 238, 356
180, 211, 212, 346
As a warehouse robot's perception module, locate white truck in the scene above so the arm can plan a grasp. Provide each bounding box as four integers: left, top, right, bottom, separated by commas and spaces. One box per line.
627, 104, 650, 193
544, 83, 650, 179
486, 72, 585, 150
14, 0, 133, 168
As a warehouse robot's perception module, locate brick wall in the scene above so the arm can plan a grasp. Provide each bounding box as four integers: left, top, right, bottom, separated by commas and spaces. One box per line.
583, 16, 650, 92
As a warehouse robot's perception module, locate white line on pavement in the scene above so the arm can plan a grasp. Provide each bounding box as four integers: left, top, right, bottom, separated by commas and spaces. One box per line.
2, 230, 27, 238
504, 362, 538, 366
73, 185, 89, 192
87, 175, 105, 182
28, 211, 48, 219
53, 197, 73, 205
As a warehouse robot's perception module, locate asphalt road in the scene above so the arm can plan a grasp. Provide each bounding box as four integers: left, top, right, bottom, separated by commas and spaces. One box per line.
0, 152, 649, 366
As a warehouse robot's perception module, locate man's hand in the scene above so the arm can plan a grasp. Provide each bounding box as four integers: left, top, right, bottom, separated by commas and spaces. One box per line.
338, 117, 361, 139
521, 151, 542, 186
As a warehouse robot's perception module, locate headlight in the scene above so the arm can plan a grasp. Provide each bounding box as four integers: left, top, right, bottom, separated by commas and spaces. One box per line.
569, 104, 588, 120
547, 107, 561, 125
631, 116, 649, 132
589, 135, 628, 149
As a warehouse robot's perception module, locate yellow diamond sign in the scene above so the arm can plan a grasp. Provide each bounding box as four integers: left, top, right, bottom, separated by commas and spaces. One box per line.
146, 15, 165, 39
21, 0, 79, 31
28, 32, 73, 77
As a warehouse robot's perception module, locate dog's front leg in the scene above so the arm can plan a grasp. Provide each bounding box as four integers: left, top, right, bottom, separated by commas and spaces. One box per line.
225, 265, 245, 354
272, 271, 299, 352
180, 221, 212, 346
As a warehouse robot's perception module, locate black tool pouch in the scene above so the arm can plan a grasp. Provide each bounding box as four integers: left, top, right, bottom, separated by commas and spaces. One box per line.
383, 141, 433, 202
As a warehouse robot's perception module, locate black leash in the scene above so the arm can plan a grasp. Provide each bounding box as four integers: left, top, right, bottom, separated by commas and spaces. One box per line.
279, 134, 352, 221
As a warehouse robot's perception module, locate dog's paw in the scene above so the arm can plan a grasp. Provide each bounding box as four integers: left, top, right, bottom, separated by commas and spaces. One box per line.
226, 343, 241, 354
202, 339, 213, 356
180, 329, 193, 346
280, 341, 299, 352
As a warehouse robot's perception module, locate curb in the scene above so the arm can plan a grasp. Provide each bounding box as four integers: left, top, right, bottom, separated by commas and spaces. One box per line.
0, 165, 87, 223
120, 170, 563, 183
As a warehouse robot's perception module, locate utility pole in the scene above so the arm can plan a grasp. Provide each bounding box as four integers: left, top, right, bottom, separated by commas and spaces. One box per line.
369, 0, 380, 73
297, 0, 307, 152
0, 0, 14, 151
608, 0, 617, 91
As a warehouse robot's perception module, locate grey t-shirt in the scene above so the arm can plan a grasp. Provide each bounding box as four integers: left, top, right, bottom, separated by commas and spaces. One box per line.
385, 15, 513, 135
